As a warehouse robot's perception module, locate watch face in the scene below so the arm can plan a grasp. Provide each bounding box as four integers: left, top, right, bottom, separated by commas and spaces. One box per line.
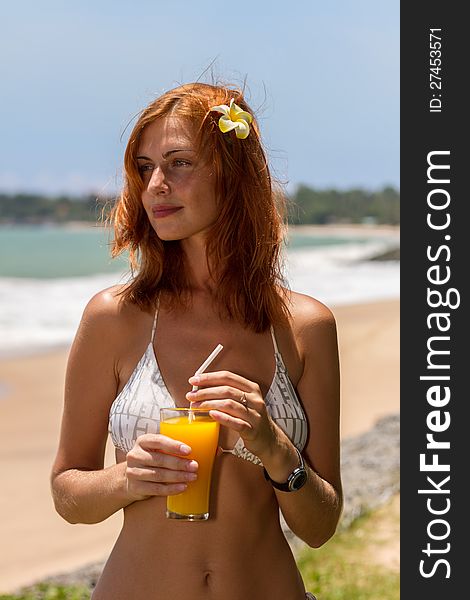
289, 469, 308, 491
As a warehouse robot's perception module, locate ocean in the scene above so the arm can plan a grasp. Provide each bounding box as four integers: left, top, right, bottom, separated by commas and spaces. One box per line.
0, 225, 399, 357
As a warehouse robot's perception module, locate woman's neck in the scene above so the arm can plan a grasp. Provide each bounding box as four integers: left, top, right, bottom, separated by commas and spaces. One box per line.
180, 237, 216, 294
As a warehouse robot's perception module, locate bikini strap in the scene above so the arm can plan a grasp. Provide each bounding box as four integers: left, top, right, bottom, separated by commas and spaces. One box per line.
269, 325, 280, 355
270, 325, 288, 375
150, 298, 160, 343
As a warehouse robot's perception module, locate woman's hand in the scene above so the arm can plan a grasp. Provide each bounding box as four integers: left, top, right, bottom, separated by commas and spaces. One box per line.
125, 434, 199, 501
186, 370, 278, 460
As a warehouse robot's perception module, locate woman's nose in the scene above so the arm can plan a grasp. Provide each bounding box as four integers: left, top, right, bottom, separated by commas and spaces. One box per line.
148, 166, 169, 194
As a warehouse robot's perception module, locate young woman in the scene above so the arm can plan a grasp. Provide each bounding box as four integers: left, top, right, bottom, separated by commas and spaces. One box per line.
51, 82, 342, 600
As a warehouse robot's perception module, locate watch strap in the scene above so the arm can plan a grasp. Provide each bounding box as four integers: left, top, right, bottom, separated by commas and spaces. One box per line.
263, 447, 306, 492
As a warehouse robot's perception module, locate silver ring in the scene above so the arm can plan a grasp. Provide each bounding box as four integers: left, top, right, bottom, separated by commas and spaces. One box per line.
239, 392, 248, 406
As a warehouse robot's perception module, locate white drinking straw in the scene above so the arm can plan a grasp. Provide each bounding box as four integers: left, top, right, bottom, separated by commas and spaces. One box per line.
189, 344, 224, 417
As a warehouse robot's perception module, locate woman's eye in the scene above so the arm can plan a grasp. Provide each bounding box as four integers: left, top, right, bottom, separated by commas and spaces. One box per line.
172, 159, 191, 167
138, 164, 154, 174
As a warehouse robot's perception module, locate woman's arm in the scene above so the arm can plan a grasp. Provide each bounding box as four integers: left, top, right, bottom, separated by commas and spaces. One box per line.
187, 294, 342, 548
260, 298, 342, 547
51, 288, 201, 524
50, 288, 140, 524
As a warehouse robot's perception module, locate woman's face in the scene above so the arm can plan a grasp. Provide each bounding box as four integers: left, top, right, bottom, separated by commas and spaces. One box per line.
137, 116, 219, 243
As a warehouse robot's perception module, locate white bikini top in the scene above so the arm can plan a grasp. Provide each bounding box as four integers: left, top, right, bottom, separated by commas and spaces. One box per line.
108, 306, 308, 466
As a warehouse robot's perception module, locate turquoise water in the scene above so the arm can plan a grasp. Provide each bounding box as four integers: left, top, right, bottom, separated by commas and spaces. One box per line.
0, 226, 129, 278
285, 233, 367, 249
0, 225, 362, 279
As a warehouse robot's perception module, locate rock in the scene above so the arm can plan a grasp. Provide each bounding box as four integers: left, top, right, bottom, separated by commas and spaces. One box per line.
339, 414, 399, 528
282, 414, 400, 553
367, 246, 400, 261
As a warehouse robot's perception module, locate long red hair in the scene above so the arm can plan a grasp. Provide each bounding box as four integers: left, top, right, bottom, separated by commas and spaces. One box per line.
109, 82, 290, 332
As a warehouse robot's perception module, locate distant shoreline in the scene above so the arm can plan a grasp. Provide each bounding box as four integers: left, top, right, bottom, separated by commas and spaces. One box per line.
289, 223, 400, 238
0, 221, 105, 230
2, 221, 400, 236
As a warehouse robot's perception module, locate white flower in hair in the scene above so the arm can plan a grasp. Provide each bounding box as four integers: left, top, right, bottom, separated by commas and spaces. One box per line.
210, 98, 253, 139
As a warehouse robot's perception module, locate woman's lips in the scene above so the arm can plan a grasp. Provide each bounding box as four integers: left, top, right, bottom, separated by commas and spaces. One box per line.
151, 205, 183, 218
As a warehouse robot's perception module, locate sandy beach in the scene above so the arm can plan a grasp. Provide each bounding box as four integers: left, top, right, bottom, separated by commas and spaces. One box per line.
0, 298, 399, 592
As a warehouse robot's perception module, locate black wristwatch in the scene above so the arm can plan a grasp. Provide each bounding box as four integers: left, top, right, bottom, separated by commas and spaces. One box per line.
263, 448, 308, 492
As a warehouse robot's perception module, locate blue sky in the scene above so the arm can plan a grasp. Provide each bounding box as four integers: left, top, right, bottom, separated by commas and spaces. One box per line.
0, 1, 399, 196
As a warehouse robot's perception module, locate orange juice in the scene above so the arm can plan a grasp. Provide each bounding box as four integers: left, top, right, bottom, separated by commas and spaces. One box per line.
160, 411, 220, 520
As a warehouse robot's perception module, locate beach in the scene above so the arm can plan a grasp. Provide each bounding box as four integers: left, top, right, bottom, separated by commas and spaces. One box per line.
0, 298, 399, 592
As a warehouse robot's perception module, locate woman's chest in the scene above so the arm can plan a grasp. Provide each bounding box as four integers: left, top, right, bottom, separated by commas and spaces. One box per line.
151, 320, 277, 404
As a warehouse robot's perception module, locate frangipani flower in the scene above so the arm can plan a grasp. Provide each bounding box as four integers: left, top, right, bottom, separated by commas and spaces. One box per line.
210, 98, 253, 139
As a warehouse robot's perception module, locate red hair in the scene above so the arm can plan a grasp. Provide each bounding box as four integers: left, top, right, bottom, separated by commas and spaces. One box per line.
109, 82, 290, 332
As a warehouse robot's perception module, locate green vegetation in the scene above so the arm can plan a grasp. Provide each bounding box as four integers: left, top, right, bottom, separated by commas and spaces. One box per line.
0, 185, 400, 226
0, 193, 109, 224
288, 185, 400, 225
0, 583, 89, 600
297, 503, 399, 600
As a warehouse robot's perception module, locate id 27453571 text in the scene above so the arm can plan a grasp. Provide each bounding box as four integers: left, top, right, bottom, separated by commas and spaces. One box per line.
429, 28, 442, 113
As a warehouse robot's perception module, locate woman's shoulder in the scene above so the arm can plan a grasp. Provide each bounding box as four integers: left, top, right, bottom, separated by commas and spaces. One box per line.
83, 284, 127, 319
84, 283, 124, 310
68, 285, 154, 382
282, 289, 338, 354
286, 289, 337, 330
80, 284, 149, 336
283, 291, 339, 384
